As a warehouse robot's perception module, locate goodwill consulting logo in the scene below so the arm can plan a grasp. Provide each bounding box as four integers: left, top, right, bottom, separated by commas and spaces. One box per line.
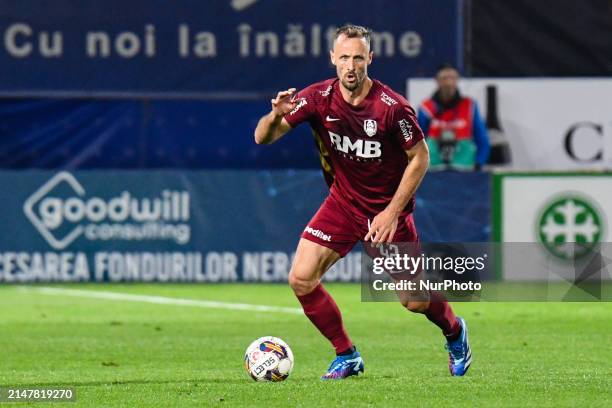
24, 172, 191, 250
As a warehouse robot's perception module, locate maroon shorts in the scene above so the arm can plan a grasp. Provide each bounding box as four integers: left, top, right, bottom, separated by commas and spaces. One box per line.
300, 194, 419, 257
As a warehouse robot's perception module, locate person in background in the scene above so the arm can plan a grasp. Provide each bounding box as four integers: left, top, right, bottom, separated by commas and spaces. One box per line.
418, 64, 490, 171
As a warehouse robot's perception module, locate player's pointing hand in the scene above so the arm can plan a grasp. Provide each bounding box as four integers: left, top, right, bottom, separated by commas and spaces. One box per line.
271, 88, 298, 116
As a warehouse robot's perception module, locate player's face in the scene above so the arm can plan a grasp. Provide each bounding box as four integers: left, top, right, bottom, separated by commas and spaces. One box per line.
330, 35, 373, 92
436, 68, 460, 98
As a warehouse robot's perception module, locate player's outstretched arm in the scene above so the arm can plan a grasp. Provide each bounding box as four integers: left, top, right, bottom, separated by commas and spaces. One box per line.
254, 88, 297, 145
365, 139, 429, 243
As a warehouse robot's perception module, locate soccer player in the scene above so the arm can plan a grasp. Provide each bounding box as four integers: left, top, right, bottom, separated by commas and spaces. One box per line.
254, 24, 471, 379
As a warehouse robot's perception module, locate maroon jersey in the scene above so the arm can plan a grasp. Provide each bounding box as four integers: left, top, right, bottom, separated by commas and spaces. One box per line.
284, 78, 424, 218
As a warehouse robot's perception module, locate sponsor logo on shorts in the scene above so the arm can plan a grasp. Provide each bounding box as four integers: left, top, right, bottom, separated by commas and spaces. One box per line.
304, 226, 332, 242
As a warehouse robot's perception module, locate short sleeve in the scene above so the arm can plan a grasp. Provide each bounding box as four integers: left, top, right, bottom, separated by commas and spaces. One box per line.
391, 104, 424, 150
284, 87, 317, 128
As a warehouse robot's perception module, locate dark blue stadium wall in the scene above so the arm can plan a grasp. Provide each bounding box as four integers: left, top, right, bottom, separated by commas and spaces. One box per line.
0, 99, 320, 169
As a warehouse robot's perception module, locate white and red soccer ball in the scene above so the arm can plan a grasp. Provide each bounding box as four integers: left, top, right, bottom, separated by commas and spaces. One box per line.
244, 336, 294, 382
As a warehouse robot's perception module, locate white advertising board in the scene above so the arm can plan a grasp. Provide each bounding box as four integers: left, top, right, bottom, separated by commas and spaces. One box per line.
407, 78, 612, 170
493, 173, 612, 281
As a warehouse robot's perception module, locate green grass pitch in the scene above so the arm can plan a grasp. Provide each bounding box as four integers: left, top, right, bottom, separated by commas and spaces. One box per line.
0, 284, 611, 407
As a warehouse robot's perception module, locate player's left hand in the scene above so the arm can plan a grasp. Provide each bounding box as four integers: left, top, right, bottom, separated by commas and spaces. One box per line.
364, 209, 399, 244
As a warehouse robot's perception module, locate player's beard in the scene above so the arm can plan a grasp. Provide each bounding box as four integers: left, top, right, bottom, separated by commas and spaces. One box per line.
341, 72, 363, 92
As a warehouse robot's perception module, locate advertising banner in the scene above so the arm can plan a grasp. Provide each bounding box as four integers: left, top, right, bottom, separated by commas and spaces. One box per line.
0, 170, 360, 283
0, 170, 493, 283
0, 0, 461, 98
493, 172, 612, 281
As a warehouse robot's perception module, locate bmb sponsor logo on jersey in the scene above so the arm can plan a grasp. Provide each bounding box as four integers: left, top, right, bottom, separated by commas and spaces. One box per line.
23, 172, 191, 250
328, 131, 382, 159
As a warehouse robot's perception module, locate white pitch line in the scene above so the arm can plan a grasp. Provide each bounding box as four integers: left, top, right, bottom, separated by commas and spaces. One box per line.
19, 287, 303, 315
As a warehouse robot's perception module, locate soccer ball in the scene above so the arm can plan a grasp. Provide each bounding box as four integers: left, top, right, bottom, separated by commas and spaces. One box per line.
244, 336, 294, 382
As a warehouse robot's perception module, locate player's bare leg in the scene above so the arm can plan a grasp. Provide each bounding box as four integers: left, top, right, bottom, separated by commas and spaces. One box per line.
288, 238, 340, 296
288, 238, 364, 379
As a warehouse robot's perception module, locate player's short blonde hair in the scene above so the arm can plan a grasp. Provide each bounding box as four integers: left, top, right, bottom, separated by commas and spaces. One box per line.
333, 24, 371, 50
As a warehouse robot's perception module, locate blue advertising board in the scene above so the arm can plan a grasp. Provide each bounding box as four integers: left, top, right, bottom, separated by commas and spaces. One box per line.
0, 170, 361, 283
0, 0, 462, 97
0, 170, 488, 283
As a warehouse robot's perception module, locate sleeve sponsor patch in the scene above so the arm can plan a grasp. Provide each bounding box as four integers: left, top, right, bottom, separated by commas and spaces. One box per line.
289, 98, 308, 115
398, 118, 413, 142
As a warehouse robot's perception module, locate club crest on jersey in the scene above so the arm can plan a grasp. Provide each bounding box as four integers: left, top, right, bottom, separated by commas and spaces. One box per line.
363, 119, 377, 137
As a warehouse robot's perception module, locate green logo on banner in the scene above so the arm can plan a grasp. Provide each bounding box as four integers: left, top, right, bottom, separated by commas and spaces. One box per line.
537, 196, 603, 260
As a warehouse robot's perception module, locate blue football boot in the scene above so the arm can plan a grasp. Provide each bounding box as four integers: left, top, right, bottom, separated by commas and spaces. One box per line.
445, 317, 472, 376
321, 349, 364, 380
